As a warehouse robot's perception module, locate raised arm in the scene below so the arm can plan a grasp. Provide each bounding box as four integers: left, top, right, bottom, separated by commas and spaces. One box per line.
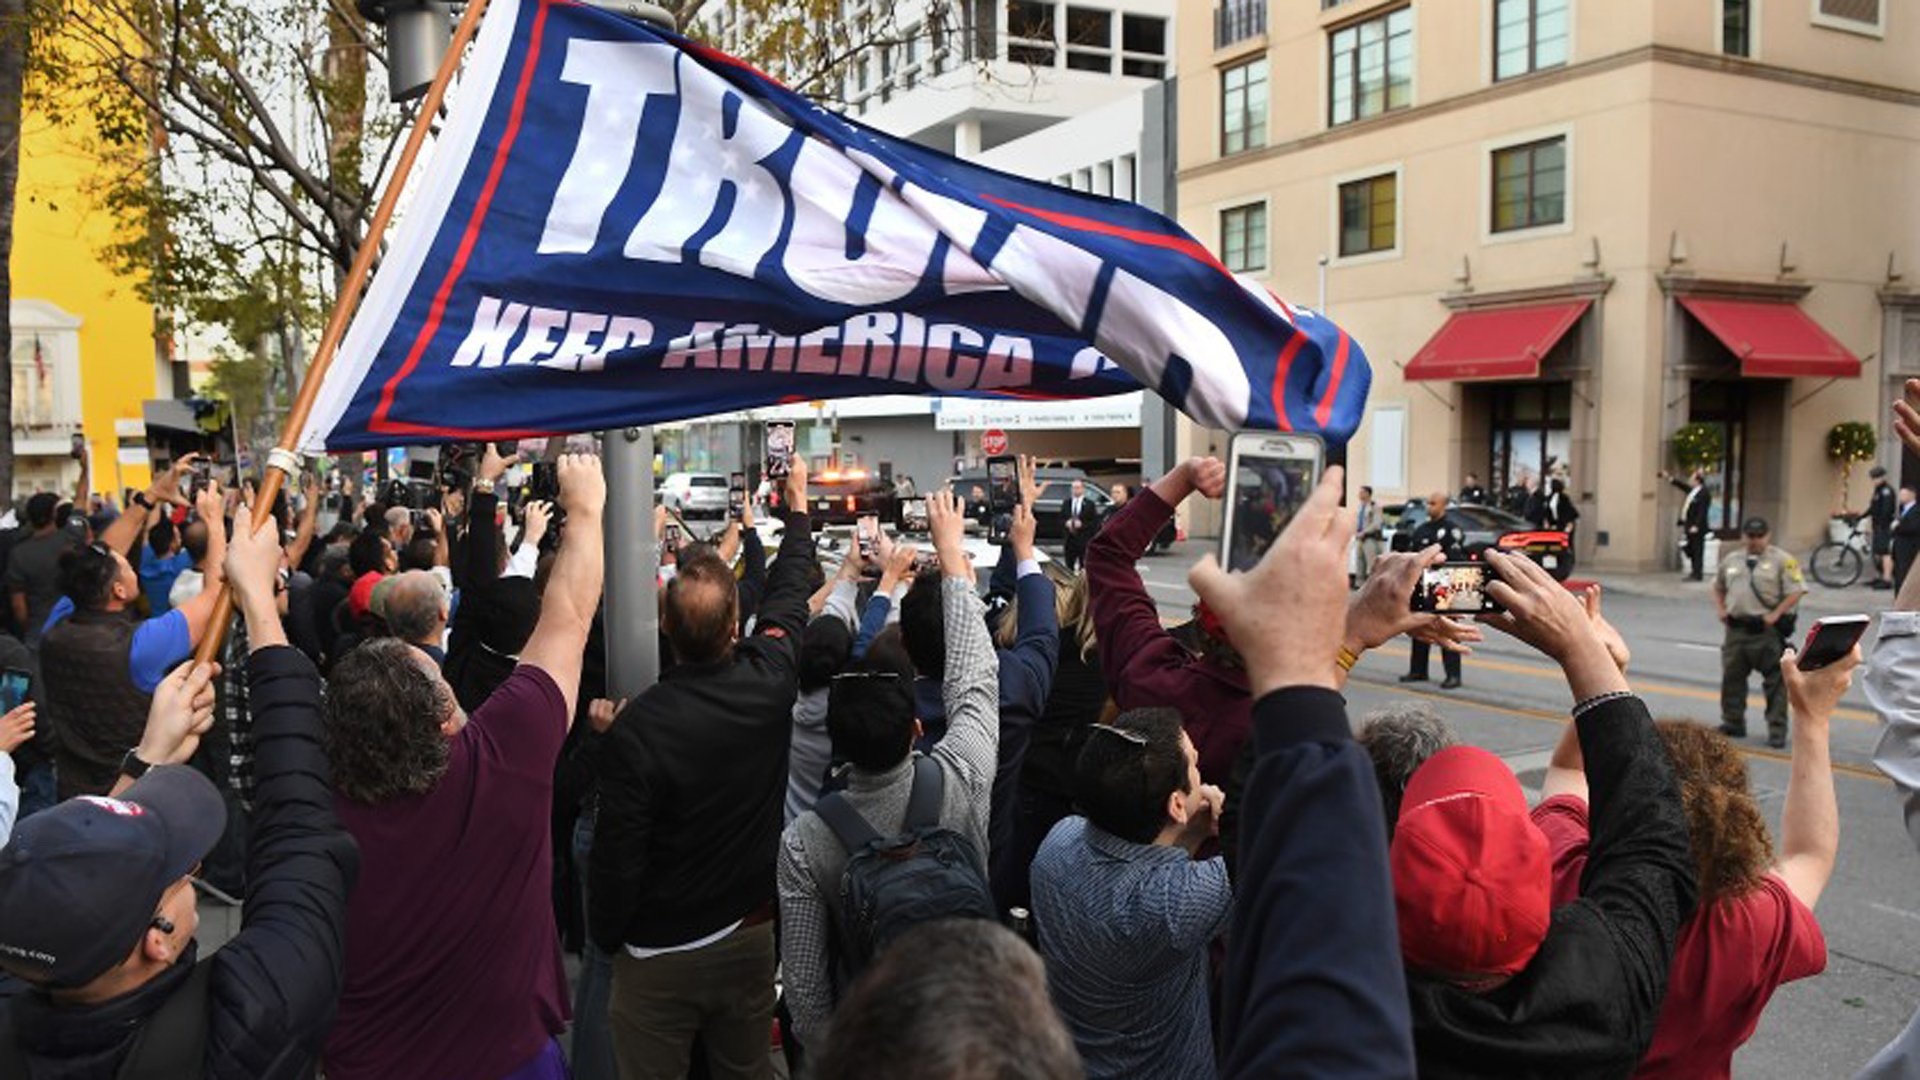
171, 484, 231, 648
927, 491, 1000, 806
518, 455, 607, 721
997, 507, 1058, 720
99, 455, 192, 557
752, 458, 816, 644
285, 474, 321, 572
1191, 467, 1414, 1076
734, 510, 768, 629
1086, 458, 1224, 707
1775, 647, 1855, 908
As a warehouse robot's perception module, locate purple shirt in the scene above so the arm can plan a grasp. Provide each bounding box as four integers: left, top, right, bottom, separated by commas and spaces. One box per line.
326, 666, 572, 1080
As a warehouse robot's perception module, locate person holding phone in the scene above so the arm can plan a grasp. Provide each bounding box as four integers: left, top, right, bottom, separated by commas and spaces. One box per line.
1401, 493, 1468, 690
1713, 517, 1806, 749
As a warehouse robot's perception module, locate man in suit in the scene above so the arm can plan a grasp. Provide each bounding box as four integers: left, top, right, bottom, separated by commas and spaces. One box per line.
1868, 466, 1897, 589
1355, 485, 1385, 581
1401, 493, 1467, 690
1060, 479, 1100, 571
1661, 469, 1712, 581
1894, 487, 1920, 593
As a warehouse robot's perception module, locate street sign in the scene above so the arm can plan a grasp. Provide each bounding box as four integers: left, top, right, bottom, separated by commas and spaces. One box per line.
981, 429, 1009, 456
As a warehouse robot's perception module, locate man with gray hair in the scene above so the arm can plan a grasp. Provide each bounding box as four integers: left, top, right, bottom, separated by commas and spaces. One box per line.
1356, 703, 1458, 834
373, 570, 451, 665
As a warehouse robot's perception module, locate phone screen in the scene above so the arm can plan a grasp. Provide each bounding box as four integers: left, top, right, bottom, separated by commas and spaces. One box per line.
1221, 433, 1324, 573
1799, 616, 1870, 671
858, 515, 879, 560
901, 498, 929, 532
1413, 563, 1504, 614
766, 422, 796, 480
986, 457, 1018, 513
663, 522, 682, 551
0, 669, 29, 714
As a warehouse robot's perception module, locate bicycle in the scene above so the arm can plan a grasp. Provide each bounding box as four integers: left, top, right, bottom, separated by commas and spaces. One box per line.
1809, 514, 1870, 588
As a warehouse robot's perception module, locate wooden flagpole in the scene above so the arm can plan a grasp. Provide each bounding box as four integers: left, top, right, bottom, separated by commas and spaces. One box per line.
193, 0, 494, 665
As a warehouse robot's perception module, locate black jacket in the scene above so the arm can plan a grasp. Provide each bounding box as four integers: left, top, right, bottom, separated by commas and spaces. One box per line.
1869, 482, 1897, 531
1406, 695, 1697, 1079
9, 646, 360, 1080
1410, 517, 1467, 560
589, 512, 815, 950
1670, 479, 1710, 531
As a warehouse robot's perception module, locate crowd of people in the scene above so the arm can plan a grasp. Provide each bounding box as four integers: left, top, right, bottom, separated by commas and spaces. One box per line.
0, 382, 1918, 1079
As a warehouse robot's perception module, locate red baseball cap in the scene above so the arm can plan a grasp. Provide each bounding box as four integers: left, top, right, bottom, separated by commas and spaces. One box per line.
1391, 746, 1551, 981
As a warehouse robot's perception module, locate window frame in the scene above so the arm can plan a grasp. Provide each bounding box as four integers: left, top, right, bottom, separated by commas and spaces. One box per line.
1220, 201, 1270, 275
1718, 0, 1756, 57
1481, 126, 1574, 243
1327, 5, 1415, 127
1330, 164, 1404, 264
1491, 0, 1571, 83
1220, 56, 1269, 157
1809, 0, 1884, 38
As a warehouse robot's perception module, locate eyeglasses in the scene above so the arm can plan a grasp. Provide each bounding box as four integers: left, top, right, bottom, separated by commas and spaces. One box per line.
1088, 723, 1147, 747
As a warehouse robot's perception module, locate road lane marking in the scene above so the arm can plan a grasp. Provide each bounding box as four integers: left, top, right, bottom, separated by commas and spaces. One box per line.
1870, 903, 1920, 925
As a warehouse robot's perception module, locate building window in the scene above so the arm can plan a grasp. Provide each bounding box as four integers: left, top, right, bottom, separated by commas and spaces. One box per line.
1120, 14, 1167, 77
1065, 7, 1111, 71
1722, 0, 1752, 55
1221, 203, 1267, 273
10, 339, 56, 428
1009, 0, 1057, 66
1814, 0, 1881, 32
1491, 136, 1566, 232
1338, 173, 1397, 256
1221, 58, 1268, 155
1329, 7, 1413, 126
1494, 0, 1569, 81
1215, 0, 1267, 49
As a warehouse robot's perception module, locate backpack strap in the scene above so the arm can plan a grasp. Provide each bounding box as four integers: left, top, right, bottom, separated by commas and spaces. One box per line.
903, 756, 946, 831
115, 959, 214, 1080
815, 791, 883, 855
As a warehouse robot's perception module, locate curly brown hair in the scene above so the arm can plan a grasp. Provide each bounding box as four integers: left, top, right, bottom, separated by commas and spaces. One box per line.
1654, 720, 1774, 906
325, 638, 454, 803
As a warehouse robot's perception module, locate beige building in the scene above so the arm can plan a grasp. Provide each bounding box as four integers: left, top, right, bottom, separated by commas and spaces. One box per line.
1175, 0, 1920, 570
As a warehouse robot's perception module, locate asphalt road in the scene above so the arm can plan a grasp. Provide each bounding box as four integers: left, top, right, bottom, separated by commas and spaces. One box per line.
1130, 540, 1917, 1079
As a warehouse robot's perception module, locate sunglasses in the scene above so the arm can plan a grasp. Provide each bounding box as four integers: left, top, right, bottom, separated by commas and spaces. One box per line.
1088, 722, 1147, 747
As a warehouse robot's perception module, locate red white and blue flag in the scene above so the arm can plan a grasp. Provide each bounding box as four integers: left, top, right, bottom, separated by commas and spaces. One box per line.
299, 0, 1371, 452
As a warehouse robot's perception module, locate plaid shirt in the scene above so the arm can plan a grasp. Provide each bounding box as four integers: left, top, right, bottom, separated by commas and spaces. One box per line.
220, 616, 257, 811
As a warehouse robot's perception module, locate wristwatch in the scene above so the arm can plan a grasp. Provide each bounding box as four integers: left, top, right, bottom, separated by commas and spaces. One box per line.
130, 491, 153, 511
119, 749, 156, 781
472, 478, 496, 495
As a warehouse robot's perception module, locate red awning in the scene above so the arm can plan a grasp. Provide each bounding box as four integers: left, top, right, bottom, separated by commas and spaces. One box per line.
1677, 296, 1861, 379
1403, 300, 1591, 382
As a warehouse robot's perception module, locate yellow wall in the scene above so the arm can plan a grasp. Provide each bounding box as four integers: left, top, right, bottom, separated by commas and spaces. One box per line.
14, 105, 157, 496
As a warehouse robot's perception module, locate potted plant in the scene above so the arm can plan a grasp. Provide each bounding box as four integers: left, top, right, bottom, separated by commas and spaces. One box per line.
1671, 422, 1725, 473
1827, 421, 1877, 529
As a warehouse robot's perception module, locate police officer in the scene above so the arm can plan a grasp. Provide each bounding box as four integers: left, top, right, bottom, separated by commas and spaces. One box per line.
1867, 465, 1896, 589
1713, 516, 1806, 748
1400, 492, 1467, 690
1457, 473, 1487, 506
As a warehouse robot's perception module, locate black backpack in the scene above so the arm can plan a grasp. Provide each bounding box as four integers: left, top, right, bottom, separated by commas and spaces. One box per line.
813, 756, 995, 981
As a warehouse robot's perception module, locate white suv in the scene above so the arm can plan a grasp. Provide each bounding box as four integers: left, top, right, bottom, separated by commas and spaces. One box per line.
660, 472, 730, 519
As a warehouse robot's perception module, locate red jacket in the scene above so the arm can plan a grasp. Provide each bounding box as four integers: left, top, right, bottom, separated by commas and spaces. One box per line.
1085, 489, 1250, 782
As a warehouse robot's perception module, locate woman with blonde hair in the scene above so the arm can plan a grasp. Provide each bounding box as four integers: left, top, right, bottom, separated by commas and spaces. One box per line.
1002, 562, 1106, 910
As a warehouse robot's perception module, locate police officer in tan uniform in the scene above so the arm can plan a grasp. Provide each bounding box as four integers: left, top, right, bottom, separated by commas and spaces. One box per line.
1713, 516, 1807, 748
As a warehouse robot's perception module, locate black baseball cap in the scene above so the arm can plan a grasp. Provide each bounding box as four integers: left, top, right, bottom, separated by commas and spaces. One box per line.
0, 767, 225, 988
1742, 517, 1770, 536
1872, 466, 1888, 479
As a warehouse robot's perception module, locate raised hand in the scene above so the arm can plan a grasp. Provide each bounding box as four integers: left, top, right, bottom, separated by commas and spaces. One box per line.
1782, 645, 1860, 723
1017, 454, 1040, 509
1582, 585, 1631, 675
0, 703, 34, 754
223, 502, 284, 612
1007, 503, 1037, 563
479, 442, 520, 484
1480, 550, 1627, 703
784, 456, 810, 516
880, 540, 919, 589
1188, 457, 1227, 500
1189, 466, 1353, 696
134, 661, 221, 767
926, 489, 970, 579
558, 453, 606, 522
1345, 547, 1482, 655
588, 698, 628, 735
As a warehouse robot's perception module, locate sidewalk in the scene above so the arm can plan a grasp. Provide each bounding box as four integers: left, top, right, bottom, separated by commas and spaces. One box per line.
1583, 566, 1892, 619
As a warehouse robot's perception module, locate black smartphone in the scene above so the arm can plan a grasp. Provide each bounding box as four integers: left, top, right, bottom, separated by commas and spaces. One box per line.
857, 515, 880, 561
766, 421, 796, 481
0, 668, 29, 713
729, 472, 747, 519
530, 462, 560, 503
1798, 615, 1870, 671
986, 455, 1018, 544
1411, 562, 1505, 615
1221, 432, 1324, 573
663, 522, 682, 551
900, 498, 929, 533
190, 457, 213, 500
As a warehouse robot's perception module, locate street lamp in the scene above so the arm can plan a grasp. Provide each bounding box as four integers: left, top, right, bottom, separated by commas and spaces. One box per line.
358, 0, 454, 103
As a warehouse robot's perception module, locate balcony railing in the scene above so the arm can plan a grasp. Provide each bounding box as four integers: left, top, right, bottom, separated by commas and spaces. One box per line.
1214, 0, 1266, 49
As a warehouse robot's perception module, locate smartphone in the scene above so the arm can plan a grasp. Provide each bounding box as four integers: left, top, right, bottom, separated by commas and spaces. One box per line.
729, 472, 747, 518
857, 515, 880, 561
663, 522, 683, 551
1798, 615, 1870, 671
1411, 562, 1505, 615
530, 462, 560, 503
986, 455, 1018, 544
1220, 432, 1325, 573
0, 668, 29, 713
900, 498, 929, 533
766, 421, 796, 481
190, 457, 213, 500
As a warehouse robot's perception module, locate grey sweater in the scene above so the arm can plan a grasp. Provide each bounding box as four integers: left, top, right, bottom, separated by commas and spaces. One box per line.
776, 575, 1000, 1046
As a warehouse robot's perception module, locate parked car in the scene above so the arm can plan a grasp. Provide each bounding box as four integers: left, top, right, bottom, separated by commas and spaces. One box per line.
804, 466, 898, 527
659, 472, 729, 519
1387, 500, 1574, 580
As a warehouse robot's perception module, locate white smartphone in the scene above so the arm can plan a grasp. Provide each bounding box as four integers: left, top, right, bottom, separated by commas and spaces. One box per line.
1220, 432, 1325, 574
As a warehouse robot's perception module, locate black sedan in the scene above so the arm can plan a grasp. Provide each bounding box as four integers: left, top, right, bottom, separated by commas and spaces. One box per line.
1387, 501, 1574, 581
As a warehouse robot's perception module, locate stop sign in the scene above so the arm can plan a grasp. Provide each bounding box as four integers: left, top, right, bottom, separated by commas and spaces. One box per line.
981, 429, 1009, 456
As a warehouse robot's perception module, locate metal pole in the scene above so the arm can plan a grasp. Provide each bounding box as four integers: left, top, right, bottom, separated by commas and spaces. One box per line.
582, 0, 675, 699
1317, 253, 1329, 314
602, 426, 657, 697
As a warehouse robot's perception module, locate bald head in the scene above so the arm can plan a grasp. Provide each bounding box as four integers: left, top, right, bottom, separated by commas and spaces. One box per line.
383, 570, 448, 645
663, 549, 740, 666
1426, 492, 1450, 517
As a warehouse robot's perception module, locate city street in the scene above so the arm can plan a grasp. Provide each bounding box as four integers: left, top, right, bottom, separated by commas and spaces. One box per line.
1130, 541, 1918, 1078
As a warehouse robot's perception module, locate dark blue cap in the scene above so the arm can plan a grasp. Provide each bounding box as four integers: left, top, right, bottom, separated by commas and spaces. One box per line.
0, 767, 225, 988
